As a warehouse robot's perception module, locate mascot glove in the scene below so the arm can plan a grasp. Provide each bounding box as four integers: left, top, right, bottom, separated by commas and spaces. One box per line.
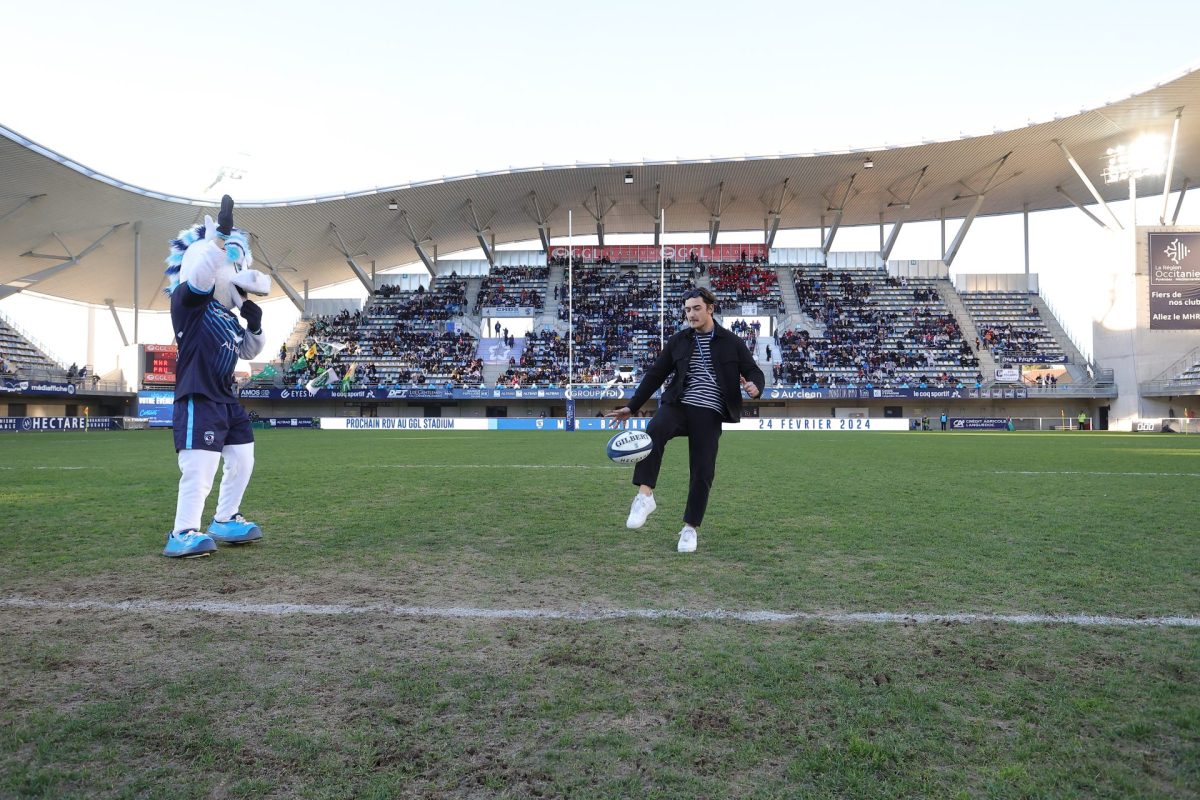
231, 270, 272, 297
240, 299, 263, 333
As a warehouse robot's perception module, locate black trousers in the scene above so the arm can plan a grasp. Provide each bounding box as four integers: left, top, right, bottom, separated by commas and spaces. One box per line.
632, 402, 724, 527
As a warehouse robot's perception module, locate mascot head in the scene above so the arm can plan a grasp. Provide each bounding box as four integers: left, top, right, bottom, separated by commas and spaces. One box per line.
164, 195, 271, 309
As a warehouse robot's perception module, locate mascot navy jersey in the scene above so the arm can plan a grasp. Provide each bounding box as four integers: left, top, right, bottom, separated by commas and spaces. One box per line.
171, 283, 246, 404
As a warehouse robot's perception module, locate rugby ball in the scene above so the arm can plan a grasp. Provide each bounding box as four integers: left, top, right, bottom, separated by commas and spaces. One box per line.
606, 430, 653, 464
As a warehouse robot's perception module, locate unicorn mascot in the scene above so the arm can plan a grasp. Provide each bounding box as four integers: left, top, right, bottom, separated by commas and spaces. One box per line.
162, 195, 272, 557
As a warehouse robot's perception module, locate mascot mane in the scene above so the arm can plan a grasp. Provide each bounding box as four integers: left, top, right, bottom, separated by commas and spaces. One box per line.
163, 196, 253, 295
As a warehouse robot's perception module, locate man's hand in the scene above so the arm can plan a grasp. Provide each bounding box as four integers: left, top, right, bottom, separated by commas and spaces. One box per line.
240, 299, 263, 333
740, 376, 760, 398
605, 406, 633, 424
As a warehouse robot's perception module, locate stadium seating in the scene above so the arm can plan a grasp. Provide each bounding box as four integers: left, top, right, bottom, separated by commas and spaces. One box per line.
775, 266, 981, 388
0, 315, 69, 380
960, 291, 1066, 364
473, 265, 548, 313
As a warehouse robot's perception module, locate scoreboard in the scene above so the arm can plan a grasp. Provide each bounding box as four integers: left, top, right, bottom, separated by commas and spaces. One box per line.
143, 343, 178, 385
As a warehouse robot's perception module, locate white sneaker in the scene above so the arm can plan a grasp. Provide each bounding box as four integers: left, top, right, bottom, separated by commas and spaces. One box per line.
626, 493, 657, 529
677, 525, 697, 553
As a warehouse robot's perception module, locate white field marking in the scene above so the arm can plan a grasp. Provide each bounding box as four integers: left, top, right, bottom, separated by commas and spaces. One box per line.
380, 436, 485, 440
993, 470, 1200, 478
1, 597, 1196, 628
367, 463, 623, 469
0, 466, 98, 470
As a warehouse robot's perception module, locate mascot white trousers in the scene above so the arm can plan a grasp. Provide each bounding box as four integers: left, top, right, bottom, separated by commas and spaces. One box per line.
173, 443, 255, 532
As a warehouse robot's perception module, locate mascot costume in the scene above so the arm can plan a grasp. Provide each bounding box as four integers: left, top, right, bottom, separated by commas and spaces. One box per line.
162, 195, 272, 557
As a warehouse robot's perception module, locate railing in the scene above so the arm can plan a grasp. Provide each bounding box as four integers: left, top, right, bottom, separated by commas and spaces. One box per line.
0, 309, 69, 370
1144, 344, 1200, 384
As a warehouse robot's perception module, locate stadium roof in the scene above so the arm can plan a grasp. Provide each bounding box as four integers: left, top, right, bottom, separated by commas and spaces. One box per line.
2, 66, 1199, 311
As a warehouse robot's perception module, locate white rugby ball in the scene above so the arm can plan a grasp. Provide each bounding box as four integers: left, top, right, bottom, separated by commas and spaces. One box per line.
606, 430, 653, 464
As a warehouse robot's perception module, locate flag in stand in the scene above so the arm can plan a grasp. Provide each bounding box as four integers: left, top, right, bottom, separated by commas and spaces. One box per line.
251, 364, 278, 381
338, 363, 357, 392
289, 356, 308, 373
305, 367, 339, 395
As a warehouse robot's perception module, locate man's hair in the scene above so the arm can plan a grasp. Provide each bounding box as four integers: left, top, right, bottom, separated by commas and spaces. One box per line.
681, 287, 717, 308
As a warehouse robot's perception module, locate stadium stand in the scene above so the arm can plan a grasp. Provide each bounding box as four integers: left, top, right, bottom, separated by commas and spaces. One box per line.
959, 291, 1067, 364
281, 277, 482, 388
774, 266, 981, 388
0, 312, 69, 380
473, 265, 548, 314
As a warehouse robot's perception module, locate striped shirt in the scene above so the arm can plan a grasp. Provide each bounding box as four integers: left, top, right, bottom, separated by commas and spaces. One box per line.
681, 330, 725, 415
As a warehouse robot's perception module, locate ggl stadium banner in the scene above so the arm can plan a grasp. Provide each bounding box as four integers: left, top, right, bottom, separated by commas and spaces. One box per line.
1148, 232, 1200, 329
548, 244, 767, 264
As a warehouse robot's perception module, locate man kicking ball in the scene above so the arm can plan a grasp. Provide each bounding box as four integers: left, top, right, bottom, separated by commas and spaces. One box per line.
606, 287, 764, 552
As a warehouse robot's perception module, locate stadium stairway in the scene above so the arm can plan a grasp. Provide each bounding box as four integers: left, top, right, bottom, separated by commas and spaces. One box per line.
464, 277, 484, 309
540, 262, 565, 325
935, 279, 995, 377
1030, 294, 1088, 365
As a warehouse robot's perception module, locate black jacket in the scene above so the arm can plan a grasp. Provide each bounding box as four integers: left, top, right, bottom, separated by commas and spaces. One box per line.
628, 323, 765, 423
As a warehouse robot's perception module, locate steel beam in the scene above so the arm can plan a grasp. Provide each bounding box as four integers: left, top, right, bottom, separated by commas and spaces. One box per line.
821, 175, 856, 254
105, 299, 129, 347
1161, 108, 1183, 225
943, 153, 1012, 266
529, 192, 554, 254
329, 223, 375, 293
1172, 177, 1190, 225
1054, 139, 1123, 231
0, 194, 45, 228
881, 220, 904, 262
398, 211, 437, 275
466, 200, 495, 266
709, 181, 725, 246
1055, 186, 1109, 229
133, 221, 140, 344
2, 223, 127, 300
251, 235, 307, 313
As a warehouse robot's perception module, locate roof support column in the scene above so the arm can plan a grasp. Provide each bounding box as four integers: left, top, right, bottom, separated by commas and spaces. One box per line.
1054, 139, 1123, 230
329, 223, 375, 293
133, 221, 140, 345
944, 152, 1013, 267
1056, 186, 1110, 229
105, 299, 129, 347
398, 211, 438, 275
821, 175, 856, 255
881, 220, 904, 262
1160, 108, 1184, 225
529, 192, 553, 253
583, 187, 614, 248
251, 237, 306, 314
1023, 202, 1031, 292
0, 194, 45, 228
765, 178, 789, 250
3, 223, 127, 300
709, 181, 725, 246
1172, 177, 1190, 225
466, 200, 494, 266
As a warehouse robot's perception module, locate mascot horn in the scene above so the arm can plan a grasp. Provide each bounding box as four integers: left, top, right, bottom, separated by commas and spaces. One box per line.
161, 195, 273, 558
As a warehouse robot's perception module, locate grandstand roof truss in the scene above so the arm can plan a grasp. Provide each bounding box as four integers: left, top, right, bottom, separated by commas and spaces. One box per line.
2, 66, 1200, 310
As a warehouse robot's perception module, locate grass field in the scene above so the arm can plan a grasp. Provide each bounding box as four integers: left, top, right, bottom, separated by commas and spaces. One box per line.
1, 428, 1197, 799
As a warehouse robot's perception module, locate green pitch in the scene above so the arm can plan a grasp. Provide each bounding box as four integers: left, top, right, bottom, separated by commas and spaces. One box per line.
1, 429, 1197, 798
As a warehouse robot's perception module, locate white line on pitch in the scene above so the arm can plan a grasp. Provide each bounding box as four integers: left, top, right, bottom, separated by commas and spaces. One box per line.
367, 464, 623, 469
0, 466, 98, 470
1, 597, 1195, 628
993, 470, 1200, 477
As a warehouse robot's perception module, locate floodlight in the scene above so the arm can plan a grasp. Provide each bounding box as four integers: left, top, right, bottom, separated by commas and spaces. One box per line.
624, 172, 634, 184
1101, 135, 1165, 184
862, 156, 874, 169
387, 199, 398, 210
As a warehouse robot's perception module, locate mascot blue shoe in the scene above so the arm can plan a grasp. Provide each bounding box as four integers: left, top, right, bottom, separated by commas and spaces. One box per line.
207, 513, 263, 544
163, 530, 218, 558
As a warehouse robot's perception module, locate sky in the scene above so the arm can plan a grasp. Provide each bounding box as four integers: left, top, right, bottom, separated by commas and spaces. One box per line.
3, 0, 1200, 372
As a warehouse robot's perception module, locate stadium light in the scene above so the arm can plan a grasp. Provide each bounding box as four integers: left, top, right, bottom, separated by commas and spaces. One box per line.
862, 156, 874, 169
1101, 135, 1166, 229
624, 171, 634, 185
1101, 135, 1165, 184
387, 199, 398, 210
